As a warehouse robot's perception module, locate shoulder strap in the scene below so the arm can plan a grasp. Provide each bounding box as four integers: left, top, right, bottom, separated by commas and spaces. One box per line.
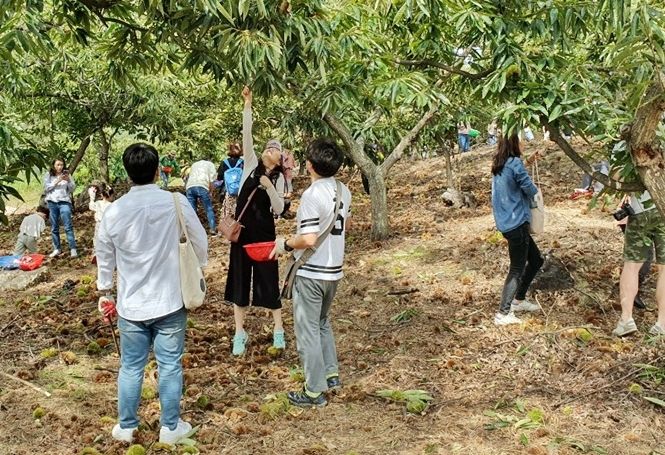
234, 158, 243, 168
235, 187, 258, 223
532, 159, 541, 187
293, 180, 343, 266
224, 158, 230, 168
172, 193, 188, 243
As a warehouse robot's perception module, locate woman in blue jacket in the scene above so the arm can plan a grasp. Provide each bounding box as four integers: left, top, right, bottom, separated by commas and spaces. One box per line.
491, 134, 544, 325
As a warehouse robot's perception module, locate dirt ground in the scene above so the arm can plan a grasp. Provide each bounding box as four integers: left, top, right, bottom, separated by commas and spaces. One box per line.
0, 141, 663, 455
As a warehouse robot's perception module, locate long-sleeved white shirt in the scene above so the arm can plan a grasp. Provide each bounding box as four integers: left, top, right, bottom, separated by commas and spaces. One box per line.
96, 184, 208, 321
44, 173, 75, 203
241, 104, 286, 214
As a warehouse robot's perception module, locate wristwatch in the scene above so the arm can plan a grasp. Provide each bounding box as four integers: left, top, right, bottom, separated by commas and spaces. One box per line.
284, 239, 294, 252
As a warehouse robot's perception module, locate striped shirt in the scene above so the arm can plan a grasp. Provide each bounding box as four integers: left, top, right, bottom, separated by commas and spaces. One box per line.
295, 178, 351, 281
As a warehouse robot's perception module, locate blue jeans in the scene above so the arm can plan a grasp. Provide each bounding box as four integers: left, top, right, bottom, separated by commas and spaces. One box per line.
186, 186, 216, 232
117, 308, 187, 430
47, 201, 77, 251
458, 134, 470, 152
160, 170, 170, 188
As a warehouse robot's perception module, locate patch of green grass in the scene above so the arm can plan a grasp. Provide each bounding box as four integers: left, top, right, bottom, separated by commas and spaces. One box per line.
260, 393, 291, 420
376, 389, 433, 414
6, 178, 43, 209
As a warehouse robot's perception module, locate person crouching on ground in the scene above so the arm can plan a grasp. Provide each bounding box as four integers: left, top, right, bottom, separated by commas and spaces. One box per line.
96, 143, 208, 444
271, 138, 352, 407
491, 133, 544, 325
13, 206, 49, 256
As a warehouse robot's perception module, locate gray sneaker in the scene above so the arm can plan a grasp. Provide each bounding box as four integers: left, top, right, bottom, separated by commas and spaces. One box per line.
511, 299, 540, 313
612, 318, 637, 337
648, 324, 665, 336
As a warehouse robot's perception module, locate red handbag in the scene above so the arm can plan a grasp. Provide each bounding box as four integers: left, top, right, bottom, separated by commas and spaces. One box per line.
19, 254, 45, 271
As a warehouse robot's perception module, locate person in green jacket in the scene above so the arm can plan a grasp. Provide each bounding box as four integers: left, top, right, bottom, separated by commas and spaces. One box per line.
159, 153, 180, 188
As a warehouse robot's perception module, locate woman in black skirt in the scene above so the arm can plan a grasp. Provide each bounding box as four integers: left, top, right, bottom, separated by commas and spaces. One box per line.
225, 86, 286, 356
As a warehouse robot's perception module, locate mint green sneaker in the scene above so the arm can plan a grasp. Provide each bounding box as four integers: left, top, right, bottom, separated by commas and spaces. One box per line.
273, 330, 286, 349
232, 331, 249, 356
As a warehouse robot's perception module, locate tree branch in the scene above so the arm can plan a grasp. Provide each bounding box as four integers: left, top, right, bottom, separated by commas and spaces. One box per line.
322, 112, 374, 171
543, 121, 645, 192
396, 59, 493, 80
360, 107, 383, 132
381, 102, 439, 172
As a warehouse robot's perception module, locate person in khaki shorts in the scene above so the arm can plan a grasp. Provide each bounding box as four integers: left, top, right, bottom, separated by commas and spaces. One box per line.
613, 191, 665, 337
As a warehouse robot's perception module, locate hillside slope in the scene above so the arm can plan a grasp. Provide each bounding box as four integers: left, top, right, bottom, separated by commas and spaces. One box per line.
0, 141, 663, 455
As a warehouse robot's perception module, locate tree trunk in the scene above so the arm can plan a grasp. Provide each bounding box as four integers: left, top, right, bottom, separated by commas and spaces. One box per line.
69, 136, 91, 175
366, 168, 389, 240
98, 129, 110, 183
630, 73, 665, 216
442, 144, 454, 189
324, 106, 437, 241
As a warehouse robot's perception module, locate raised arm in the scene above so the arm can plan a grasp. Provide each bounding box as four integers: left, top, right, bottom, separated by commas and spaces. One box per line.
242, 86, 258, 179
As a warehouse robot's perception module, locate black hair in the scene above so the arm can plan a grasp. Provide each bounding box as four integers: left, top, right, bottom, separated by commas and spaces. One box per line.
122, 143, 159, 185
491, 134, 522, 175
101, 183, 114, 199
306, 138, 343, 177
228, 143, 242, 158
36, 205, 49, 216
49, 158, 66, 177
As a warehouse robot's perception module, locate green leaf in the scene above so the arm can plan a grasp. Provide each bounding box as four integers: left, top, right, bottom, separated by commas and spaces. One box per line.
644, 396, 665, 408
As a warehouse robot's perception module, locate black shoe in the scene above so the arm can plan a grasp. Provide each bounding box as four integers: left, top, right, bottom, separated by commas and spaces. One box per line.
287, 389, 327, 408
326, 375, 342, 392
634, 295, 647, 310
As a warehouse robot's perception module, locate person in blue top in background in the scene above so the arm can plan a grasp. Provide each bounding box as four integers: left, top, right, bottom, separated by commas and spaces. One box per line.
491, 133, 544, 326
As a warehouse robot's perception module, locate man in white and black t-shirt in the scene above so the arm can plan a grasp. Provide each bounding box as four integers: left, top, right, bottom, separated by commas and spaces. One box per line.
271, 138, 351, 407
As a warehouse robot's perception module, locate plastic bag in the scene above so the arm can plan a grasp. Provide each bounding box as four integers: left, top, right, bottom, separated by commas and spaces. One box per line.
19, 254, 45, 271
0, 255, 20, 270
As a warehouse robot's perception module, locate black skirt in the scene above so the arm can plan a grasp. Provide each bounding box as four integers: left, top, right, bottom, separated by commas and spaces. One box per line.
224, 173, 281, 309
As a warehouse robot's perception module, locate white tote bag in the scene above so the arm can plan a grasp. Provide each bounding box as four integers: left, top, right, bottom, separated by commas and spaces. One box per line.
530, 160, 545, 234
173, 194, 207, 310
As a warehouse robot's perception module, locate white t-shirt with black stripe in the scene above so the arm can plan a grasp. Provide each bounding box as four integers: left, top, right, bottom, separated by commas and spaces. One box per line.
295, 177, 352, 281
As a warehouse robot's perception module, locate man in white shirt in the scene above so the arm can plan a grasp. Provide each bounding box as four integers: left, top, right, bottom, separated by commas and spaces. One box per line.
185, 156, 218, 235
271, 138, 352, 407
96, 143, 208, 444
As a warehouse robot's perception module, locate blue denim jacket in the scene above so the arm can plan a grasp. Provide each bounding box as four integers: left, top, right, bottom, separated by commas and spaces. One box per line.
492, 157, 538, 233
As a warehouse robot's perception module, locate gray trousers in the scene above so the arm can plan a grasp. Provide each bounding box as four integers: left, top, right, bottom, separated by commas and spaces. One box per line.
14, 233, 37, 256
293, 276, 339, 393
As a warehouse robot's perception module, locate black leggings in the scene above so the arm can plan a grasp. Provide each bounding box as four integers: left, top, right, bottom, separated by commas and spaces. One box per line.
499, 223, 544, 314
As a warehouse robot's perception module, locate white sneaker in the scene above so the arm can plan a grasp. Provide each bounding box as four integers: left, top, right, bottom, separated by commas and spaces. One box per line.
511, 299, 540, 313
494, 312, 522, 326
111, 424, 136, 443
159, 419, 192, 444
70, 249, 78, 258
49, 249, 61, 258
648, 324, 665, 336
612, 318, 637, 337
